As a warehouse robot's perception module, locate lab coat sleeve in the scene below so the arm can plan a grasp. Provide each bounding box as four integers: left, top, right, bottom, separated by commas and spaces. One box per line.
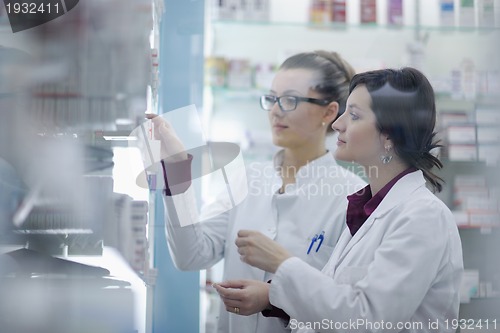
163, 186, 230, 271
269, 200, 453, 332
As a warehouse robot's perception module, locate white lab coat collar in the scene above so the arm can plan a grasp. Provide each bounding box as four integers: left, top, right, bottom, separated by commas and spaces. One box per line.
272, 149, 339, 186
370, 169, 427, 219
328, 170, 427, 272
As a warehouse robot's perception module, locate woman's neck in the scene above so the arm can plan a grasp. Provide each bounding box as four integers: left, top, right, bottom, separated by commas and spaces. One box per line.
366, 159, 409, 196
280, 145, 327, 183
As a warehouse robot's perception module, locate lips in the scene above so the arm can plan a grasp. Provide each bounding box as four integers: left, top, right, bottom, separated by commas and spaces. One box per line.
273, 124, 288, 130
337, 138, 346, 143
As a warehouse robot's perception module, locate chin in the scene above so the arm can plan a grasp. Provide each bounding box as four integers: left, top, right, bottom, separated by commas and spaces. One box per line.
272, 137, 287, 148
334, 151, 349, 162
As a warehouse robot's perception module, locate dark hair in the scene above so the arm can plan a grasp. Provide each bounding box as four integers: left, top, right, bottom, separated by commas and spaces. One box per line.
349, 67, 444, 192
280, 51, 355, 133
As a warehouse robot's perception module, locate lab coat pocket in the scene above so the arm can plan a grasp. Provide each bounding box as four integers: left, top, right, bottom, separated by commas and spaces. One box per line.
335, 266, 368, 286
304, 244, 335, 271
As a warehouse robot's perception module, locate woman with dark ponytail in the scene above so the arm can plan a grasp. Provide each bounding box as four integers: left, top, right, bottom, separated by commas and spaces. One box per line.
218, 67, 464, 333
346, 67, 444, 192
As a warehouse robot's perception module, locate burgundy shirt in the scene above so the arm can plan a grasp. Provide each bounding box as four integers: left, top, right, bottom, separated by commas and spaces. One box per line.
346, 167, 417, 236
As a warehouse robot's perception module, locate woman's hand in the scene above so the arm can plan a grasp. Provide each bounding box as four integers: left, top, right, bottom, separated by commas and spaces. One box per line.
235, 230, 292, 273
213, 280, 271, 316
145, 113, 188, 162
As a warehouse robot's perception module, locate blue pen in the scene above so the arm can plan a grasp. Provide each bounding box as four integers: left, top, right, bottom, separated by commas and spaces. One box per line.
307, 234, 318, 254
315, 231, 325, 252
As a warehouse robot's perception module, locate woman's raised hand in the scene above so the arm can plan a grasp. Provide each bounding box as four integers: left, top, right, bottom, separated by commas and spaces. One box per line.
145, 113, 188, 162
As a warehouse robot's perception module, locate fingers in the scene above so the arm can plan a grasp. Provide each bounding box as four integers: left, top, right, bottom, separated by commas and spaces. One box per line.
213, 284, 243, 301
235, 229, 261, 247
145, 113, 171, 130
145, 113, 158, 119
216, 280, 247, 289
237, 229, 257, 238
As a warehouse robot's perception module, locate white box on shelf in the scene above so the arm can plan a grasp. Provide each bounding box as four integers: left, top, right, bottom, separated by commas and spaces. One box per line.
447, 125, 476, 144
458, 0, 476, 27
476, 108, 500, 124
439, 0, 455, 26
454, 186, 489, 208
226, 59, 253, 89
455, 174, 487, 187
469, 212, 500, 226
270, 0, 308, 23
439, 111, 470, 128
464, 197, 498, 212
478, 144, 500, 165
477, 0, 495, 27
452, 210, 470, 226
460, 270, 480, 303
477, 126, 500, 143
448, 144, 477, 161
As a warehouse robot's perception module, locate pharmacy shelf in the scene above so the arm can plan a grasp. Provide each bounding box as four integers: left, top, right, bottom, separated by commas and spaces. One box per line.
459, 225, 500, 230
213, 19, 500, 32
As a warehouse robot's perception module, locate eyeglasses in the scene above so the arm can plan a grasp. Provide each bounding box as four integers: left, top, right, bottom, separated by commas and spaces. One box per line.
260, 95, 331, 112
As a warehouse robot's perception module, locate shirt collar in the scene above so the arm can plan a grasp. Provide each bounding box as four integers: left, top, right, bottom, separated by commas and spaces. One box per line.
364, 167, 417, 215
346, 167, 418, 236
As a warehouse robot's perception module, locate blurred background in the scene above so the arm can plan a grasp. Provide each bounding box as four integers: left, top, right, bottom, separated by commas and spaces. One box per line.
0, 0, 499, 332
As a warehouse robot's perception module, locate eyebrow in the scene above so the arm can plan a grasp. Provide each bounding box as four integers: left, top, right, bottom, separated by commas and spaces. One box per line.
347, 103, 366, 112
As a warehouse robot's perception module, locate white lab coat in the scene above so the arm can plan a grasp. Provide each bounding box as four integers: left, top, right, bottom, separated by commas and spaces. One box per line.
269, 170, 463, 333
163, 150, 366, 333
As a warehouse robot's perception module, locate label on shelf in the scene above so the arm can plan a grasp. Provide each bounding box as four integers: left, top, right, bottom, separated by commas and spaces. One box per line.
360, 0, 377, 23
331, 0, 347, 23
459, 0, 476, 27
226, 59, 253, 89
387, 0, 403, 25
440, 0, 455, 27
477, 0, 495, 27
310, 0, 331, 24
205, 57, 227, 87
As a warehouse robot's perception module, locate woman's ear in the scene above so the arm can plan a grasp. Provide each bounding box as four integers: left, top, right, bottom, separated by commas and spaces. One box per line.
323, 101, 339, 124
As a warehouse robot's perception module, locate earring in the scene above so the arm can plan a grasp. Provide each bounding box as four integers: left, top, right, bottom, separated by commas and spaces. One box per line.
380, 145, 393, 164
321, 121, 326, 127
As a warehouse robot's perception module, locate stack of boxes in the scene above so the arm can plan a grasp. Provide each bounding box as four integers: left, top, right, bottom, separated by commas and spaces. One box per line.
476, 106, 500, 165
205, 57, 276, 90
442, 105, 500, 164
210, 0, 270, 21
453, 175, 499, 227
111, 194, 151, 276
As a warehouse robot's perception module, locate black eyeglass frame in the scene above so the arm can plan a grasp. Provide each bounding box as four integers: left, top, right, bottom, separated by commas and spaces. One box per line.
260, 94, 332, 112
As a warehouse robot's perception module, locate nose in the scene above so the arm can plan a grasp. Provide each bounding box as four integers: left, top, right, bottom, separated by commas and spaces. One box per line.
331, 112, 345, 132
269, 100, 284, 117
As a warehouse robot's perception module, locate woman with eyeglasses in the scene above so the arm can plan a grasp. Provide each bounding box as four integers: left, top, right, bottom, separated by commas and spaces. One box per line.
150, 51, 366, 333
215, 68, 463, 333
